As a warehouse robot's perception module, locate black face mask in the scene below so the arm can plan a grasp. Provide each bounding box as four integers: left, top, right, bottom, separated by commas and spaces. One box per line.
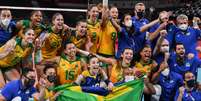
47, 75, 57, 83
136, 11, 145, 19
186, 79, 196, 88
25, 78, 35, 88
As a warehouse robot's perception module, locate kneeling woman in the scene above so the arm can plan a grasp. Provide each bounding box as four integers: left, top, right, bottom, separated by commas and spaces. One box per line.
0, 28, 35, 88
74, 55, 113, 96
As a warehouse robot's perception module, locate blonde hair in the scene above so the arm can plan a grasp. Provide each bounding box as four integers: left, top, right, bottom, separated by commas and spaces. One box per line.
135, 2, 145, 9
176, 14, 188, 21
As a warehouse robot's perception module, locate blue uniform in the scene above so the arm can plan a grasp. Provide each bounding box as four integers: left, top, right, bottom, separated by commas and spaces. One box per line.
149, 23, 160, 50
174, 27, 201, 55
116, 26, 136, 58
0, 80, 37, 101
132, 16, 149, 53
174, 88, 201, 101
132, 16, 149, 30
169, 53, 201, 77
154, 53, 165, 65
159, 71, 183, 101
80, 72, 109, 96
149, 23, 176, 50
0, 20, 16, 46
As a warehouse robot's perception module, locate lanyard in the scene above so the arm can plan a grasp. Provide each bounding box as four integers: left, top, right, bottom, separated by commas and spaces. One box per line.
187, 91, 195, 101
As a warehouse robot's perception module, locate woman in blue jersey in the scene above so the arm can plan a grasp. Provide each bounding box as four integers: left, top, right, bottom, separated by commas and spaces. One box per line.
74, 55, 113, 96
115, 13, 136, 59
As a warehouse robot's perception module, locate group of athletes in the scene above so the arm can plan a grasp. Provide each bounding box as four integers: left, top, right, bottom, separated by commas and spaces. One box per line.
0, 2, 201, 101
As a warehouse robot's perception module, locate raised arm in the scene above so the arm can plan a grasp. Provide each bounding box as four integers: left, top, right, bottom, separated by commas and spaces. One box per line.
153, 30, 167, 56
110, 18, 121, 32
148, 22, 167, 41
101, 6, 109, 29
76, 48, 116, 65
140, 19, 160, 33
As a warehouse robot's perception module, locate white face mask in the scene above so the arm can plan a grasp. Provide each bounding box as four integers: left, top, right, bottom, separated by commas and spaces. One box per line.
178, 24, 188, 31
0, 18, 11, 28
124, 76, 134, 82
161, 68, 170, 76
11, 96, 22, 101
125, 20, 132, 27
161, 46, 169, 53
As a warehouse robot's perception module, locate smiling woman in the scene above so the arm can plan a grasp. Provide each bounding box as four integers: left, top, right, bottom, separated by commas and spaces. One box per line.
16, 10, 46, 39
0, 28, 35, 88
41, 13, 70, 60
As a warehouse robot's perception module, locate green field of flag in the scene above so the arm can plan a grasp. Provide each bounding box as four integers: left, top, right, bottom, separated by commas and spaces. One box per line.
54, 79, 144, 101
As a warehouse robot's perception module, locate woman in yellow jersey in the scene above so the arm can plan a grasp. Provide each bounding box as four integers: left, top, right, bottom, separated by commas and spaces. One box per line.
16, 10, 46, 39
86, 4, 101, 53
0, 28, 35, 88
69, 20, 87, 50
41, 13, 70, 60
134, 45, 158, 79
134, 45, 161, 99
98, 5, 118, 57
77, 48, 134, 84
57, 42, 86, 85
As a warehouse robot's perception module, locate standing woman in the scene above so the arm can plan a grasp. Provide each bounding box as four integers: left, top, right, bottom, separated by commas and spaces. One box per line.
16, 10, 46, 39
0, 28, 35, 88
113, 13, 136, 59
86, 4, 101, 53
41, 13, 69, 61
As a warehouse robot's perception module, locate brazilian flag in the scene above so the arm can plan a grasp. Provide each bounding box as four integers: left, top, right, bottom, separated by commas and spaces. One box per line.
54, 79, 144, 101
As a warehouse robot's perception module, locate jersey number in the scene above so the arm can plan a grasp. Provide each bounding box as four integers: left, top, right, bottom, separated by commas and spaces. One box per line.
66, 70, 75, 80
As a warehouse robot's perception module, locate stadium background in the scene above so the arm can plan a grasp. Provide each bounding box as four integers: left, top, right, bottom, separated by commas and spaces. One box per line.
0, 0, 201, 26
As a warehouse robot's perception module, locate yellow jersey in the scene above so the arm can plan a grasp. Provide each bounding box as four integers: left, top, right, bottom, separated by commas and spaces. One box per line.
87, 20, 101, 53
69, 31, 87, 50
41, 27, 62, 59
44, 88, 54, 101
0, 37, 32, 68
20, 20, 46, 38
98, 21, 117, 55
57, 53, 82, 84
110, 62, 124, 83
135, 61, 153, 76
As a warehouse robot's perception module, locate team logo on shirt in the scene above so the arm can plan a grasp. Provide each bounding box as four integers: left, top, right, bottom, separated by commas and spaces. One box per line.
17, 91, 21, 94
185, 62, 191, 67
169, 80, 174, 83
177, 34, 180, 38
168, 28, 172, 32
25, 90, 30, 94
186, 32, 190, 36
8, 27, 12, 33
